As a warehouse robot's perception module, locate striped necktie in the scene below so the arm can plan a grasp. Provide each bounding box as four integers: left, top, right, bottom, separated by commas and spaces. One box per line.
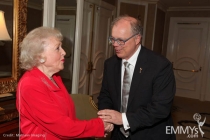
120, 61, 131, 137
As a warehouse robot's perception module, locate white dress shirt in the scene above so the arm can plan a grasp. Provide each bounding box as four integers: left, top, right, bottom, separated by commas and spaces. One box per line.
121, 45, 141, 131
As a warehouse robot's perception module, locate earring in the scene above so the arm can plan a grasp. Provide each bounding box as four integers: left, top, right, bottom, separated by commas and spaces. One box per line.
40, 59, 45, 63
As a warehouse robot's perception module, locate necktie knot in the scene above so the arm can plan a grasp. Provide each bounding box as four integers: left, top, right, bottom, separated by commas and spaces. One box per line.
124, 61, 130, 68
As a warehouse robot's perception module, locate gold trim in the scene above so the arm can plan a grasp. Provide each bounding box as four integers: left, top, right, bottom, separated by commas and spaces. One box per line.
0, 110, 19, 122
0, 0, 27, 94
177, 23, 200, 25
173, 67, 202, 72
89, 96, 98, 110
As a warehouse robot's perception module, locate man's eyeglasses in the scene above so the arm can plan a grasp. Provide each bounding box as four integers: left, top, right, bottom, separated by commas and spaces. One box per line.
109, 33, 139, 46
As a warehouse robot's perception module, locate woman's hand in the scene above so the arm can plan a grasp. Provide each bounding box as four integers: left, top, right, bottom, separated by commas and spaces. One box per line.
104, 122, 114, 132
103, 121, 114, 137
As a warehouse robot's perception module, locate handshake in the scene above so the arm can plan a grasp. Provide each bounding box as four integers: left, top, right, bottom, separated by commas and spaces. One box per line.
102, 120, 114, 137
97, 109, 123, 137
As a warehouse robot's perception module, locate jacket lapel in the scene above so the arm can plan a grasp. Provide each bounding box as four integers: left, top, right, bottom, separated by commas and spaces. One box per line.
114, 57, 122, 111
127, 47, 148, 111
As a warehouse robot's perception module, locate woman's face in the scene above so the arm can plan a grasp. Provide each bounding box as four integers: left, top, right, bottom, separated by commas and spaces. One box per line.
41, 37, 66, 74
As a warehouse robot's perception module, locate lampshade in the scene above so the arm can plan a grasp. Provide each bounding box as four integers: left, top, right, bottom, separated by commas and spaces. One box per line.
0, 10, 12, 41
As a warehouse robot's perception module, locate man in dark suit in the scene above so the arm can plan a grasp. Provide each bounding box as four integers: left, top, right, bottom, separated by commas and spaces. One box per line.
97, 15, 176, 140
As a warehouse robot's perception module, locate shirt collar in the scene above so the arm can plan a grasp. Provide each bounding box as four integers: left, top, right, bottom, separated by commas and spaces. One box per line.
122, 44, 141, 67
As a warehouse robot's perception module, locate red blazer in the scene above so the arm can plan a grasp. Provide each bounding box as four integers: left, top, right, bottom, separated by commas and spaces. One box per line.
16, 67, 104, 140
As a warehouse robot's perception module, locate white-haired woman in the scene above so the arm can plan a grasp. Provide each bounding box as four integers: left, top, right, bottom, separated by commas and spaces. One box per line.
16, 27, 113, 140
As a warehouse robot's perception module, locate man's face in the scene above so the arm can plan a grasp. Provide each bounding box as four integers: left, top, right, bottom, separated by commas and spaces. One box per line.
111, 20, 141, 60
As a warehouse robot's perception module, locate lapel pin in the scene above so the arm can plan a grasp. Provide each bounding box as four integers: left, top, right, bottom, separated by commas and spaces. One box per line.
140, 68, 142, 73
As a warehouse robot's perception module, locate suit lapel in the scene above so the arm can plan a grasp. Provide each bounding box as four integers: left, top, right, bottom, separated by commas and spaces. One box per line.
114, 57, 122, 111
127, 47, 148, 111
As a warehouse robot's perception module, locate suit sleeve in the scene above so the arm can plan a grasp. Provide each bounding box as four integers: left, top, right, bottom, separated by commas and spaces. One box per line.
127, 60, 176, 132
98, 60, 114, 110
18, 78, 104, 139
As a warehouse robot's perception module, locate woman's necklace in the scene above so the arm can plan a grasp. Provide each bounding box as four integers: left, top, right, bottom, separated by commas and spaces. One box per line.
49, 77, 58, 87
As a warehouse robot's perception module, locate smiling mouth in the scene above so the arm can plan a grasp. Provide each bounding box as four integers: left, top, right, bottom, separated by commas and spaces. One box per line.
115, 49, 122, 53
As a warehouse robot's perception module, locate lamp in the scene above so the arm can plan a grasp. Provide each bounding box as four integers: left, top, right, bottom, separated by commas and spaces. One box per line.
0, 10, 11, 41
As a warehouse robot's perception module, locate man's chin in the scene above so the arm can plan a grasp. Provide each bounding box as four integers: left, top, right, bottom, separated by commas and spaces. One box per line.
116, 53, 124, 59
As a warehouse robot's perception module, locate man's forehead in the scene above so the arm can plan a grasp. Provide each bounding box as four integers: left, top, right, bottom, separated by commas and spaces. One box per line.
112, 21, 131, 33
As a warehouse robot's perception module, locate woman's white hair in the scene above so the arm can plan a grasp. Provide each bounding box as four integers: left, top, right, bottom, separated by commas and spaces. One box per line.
20, 26, 63, 70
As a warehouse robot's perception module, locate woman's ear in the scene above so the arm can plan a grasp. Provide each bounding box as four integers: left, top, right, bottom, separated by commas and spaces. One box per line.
39, 54, 46, 64
39, 58, 45, 63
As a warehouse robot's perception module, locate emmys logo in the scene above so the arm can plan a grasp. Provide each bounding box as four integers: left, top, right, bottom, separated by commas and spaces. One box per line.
166, 113, 206, 138
193, 113, 206, 137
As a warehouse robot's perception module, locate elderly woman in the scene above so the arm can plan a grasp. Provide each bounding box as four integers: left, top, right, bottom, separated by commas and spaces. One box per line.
16, 27, 112, 140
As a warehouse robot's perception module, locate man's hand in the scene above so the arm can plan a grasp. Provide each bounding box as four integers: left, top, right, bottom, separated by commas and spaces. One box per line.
98, 109, 123, 125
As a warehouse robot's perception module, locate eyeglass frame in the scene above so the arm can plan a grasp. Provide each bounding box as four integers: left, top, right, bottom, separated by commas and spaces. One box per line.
108, 33, 139, 46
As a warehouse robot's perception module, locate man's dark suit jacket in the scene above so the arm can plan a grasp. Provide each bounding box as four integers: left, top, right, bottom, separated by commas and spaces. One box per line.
98, 46, 176, 140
